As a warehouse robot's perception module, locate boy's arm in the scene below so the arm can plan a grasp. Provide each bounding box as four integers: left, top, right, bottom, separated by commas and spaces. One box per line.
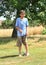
26, 26, 29, 36
16, 27, 22, 33
15, 18, 22, 33
26, 19, 29, 36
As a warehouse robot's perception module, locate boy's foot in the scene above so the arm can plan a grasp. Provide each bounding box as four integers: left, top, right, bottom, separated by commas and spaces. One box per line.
26, 53, 29, 56
23, 53, 29, 56
19, 54, 22, 57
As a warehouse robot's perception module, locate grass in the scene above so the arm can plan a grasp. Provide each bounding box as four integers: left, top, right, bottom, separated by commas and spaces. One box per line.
0, 37, 46, 65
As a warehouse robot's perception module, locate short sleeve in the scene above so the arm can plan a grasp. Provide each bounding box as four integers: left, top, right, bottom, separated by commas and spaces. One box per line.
26, 19, 29, 27
15, 18, 19, 27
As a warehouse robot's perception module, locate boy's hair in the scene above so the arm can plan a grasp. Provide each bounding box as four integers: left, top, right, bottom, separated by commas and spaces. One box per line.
19, 10, 25, 14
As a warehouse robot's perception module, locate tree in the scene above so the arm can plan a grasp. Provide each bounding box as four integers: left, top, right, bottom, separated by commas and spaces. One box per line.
0, 0, 46, 25
0, 0, 46, 37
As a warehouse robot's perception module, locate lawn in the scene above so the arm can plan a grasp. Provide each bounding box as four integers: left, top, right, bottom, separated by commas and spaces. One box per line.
0, 37, 46, 65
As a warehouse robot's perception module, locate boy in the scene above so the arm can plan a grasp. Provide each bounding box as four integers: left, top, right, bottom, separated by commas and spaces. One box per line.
15, 10, 29, 57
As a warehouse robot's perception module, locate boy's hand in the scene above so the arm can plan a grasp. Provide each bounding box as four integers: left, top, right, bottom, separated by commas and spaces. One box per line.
26, 32, 28, 36
19, 29, 22, 33
16, 27, 22, 33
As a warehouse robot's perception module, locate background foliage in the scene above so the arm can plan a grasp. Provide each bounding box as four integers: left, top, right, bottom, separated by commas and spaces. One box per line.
0, 0, 46, 28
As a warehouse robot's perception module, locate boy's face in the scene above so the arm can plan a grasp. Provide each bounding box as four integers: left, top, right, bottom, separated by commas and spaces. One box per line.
20, 13, 25, 18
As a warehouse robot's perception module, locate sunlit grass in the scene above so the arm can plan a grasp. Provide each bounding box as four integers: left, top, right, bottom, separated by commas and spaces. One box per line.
0, 38, 46, 65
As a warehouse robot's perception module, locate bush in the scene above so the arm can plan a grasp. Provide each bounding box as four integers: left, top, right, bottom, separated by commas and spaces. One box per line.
2, 19, 14, 29
42, 28, 46, 35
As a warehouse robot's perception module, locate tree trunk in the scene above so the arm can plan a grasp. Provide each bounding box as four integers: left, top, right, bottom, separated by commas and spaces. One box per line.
12, 27, 17, 38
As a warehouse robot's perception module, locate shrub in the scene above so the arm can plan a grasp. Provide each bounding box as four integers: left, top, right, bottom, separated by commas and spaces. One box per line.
2, 19, 13, 29
42, 28, 46, 35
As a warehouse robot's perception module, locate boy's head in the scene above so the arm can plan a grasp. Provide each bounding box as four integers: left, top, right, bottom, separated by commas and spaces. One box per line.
19, 10, 25, 18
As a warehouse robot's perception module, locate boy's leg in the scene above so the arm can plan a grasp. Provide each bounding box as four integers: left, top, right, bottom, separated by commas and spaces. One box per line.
24, 43, 28, 54
17, 36, 22, 55
19, 45, 22, 55
22, 36, 29, 55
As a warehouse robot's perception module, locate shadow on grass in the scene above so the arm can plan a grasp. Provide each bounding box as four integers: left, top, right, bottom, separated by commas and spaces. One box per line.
37, 38, 46, 42
0, 55, 19, 59
0, 37, 16, 45
0, 36, 46, 45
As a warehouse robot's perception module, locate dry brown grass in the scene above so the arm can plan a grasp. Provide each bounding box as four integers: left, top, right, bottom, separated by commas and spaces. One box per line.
27, 25, 44, 35
0, 29, 13, 37
0, 25, 44, 37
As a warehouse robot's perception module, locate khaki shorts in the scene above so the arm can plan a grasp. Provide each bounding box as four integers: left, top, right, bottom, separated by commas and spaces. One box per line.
17, 35, 27, 47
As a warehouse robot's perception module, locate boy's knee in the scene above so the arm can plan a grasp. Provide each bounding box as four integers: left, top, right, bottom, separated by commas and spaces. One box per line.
23, 41, 27, 46
17, 43, 22, 47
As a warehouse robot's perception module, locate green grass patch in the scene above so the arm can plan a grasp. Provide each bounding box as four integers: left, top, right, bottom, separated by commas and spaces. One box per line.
0, 38, 46, 65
